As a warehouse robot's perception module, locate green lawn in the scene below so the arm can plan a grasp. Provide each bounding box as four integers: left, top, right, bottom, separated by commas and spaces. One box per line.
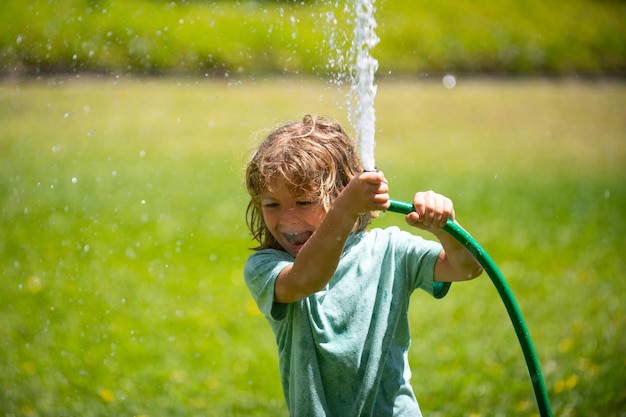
1, 0, 625, 75
0, 76, 624, 416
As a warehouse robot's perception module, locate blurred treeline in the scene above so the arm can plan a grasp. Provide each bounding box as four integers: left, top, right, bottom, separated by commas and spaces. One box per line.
1, 0, 624, 78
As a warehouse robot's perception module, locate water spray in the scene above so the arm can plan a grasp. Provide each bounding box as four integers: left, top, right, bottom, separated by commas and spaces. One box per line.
350, 0, 379, 171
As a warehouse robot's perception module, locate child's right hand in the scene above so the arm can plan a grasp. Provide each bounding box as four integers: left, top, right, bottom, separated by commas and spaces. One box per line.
335, 171, 390, 217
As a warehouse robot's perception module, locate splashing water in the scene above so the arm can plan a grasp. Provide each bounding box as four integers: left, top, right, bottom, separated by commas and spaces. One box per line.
349, 0, 379, 171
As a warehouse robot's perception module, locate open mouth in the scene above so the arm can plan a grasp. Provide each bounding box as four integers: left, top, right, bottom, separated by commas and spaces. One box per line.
284, 231, 313, 247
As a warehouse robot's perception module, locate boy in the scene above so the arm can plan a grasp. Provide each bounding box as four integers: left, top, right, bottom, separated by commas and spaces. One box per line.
244, 115, 482, 416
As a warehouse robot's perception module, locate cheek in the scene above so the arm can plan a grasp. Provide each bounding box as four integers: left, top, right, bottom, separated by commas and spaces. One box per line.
310, 208, 327, 226
261, 210, 272, 227
261, 210, 275, 227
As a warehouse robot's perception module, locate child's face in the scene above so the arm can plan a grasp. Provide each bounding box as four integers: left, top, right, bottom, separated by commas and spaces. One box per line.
261, 180, 326, 257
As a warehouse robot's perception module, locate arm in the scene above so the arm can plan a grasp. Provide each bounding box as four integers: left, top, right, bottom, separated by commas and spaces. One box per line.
405, 191, 483, 282
274, 171, 390, 303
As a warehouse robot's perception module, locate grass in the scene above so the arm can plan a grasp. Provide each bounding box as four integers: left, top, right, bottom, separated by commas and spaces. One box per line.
0, 76, 625, 416
1, 0, 625, 76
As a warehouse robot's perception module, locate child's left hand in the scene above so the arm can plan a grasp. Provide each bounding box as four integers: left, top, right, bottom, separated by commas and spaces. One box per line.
405, 191, 455, 232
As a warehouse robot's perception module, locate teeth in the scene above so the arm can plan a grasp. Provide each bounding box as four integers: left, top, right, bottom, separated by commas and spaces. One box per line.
285, 231, 311, 245
285, 233, 300, 244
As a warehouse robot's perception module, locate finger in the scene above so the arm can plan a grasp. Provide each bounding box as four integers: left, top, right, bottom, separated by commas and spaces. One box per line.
440, 198, 454, 227
376, 180, 389, 194
420, 191, 437, 227
373, 194, 390, 211
361, 170, 386, 185
412, 192, 426, 217
405, 211, 421, 228
431, 195, 446, 226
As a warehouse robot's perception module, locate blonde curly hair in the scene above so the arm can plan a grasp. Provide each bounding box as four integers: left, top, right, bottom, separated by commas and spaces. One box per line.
245, 114, 376, 251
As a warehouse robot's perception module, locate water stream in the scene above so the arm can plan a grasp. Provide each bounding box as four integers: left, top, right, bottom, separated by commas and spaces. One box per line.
348, 0, 379, 171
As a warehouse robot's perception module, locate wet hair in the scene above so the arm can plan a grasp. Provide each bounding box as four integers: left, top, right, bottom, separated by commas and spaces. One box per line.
245, 114, 376, 251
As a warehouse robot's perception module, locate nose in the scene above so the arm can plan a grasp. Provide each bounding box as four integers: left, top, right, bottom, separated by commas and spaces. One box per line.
279, 206, 299, 224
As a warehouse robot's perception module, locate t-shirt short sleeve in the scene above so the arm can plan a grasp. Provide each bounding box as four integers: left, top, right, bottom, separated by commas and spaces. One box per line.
244, 249, 294, 321
383, 227, 449, 299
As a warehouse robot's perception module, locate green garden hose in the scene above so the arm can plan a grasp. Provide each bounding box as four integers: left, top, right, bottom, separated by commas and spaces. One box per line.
387, 199, 553, 417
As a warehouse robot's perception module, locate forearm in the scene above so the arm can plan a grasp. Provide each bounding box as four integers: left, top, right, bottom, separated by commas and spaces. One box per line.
433, 225, 483, 281
274, 207, 357, 303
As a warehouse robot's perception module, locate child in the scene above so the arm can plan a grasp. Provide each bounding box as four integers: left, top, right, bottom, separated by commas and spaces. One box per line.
244, 114, 482, 416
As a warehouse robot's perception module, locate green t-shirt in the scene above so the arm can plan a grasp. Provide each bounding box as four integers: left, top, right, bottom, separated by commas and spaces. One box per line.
244, 226, 450, 417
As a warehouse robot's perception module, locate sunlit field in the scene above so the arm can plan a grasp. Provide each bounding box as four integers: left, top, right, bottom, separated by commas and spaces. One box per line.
1, 76, 624, 416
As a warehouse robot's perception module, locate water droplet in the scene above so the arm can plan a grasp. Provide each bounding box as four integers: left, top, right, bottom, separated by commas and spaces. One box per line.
442, 74, 457, 89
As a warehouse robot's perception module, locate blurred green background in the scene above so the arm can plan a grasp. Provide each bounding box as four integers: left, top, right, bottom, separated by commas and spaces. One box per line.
1, 1, 625, 417
1, 0, 625, 77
